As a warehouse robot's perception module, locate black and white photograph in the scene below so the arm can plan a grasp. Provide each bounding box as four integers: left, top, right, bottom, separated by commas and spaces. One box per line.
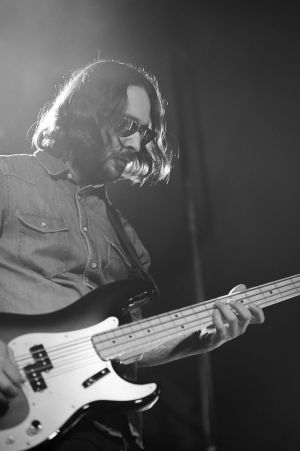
0, 1, 299, 450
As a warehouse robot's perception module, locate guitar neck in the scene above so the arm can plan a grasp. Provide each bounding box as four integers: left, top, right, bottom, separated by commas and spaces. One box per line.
93, 274, 300, 362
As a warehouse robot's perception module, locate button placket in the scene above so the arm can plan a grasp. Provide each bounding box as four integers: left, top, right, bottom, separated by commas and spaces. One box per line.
75, 189, 101, 284
75, 190, 91, 284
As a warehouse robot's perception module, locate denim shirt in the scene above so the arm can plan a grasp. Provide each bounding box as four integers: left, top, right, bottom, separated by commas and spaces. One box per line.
0, 150, 150, 314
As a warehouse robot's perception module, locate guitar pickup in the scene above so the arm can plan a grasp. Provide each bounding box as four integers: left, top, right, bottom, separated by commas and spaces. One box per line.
24, 344, 53, 392
82, 367, 110, 388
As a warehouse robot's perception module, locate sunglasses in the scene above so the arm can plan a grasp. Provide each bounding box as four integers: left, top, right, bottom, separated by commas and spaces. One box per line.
116, 116, 156, 146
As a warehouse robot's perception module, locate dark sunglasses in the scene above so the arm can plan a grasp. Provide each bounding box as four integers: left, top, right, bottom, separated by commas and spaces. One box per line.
116, 116, 156, 146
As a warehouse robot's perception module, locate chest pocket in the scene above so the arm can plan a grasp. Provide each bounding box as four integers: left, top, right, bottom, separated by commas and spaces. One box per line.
16, 211, 70, 278
103, 236, 132, 280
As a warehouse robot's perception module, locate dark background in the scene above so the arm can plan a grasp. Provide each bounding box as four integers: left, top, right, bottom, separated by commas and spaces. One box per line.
1, 1, 300, 450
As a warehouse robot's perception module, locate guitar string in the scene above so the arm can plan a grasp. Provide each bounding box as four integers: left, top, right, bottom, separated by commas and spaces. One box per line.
16, 284, 300, 380
20, 355, 103, 387
14, 276, 300, 365
14, 283, 300, 366
97, 289, 300, 360
20, 289, 299, 384
14, 279, 300, 369
15, 285, 300, 380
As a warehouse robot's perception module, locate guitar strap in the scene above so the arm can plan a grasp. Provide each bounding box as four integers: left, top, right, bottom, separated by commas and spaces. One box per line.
105, 195, 157, 443
105, 195, 159, 299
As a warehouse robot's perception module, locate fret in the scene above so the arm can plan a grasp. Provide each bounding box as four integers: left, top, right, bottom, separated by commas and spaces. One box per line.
245, 288, 261, 303
102, 315, 213, 360
93, 274, 300, 362
100, 321, 206, 361
292, 277, 300, 288
157, 314, 171, 324
228, 292, 247, 304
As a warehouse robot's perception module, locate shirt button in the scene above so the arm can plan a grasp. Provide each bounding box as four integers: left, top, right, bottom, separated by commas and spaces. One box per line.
91, 262, 97, 269
83, 226, 88, 232
67, 173, 73, 180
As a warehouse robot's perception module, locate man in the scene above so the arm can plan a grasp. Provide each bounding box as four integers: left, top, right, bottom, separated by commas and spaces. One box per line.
0, 59, 264, 450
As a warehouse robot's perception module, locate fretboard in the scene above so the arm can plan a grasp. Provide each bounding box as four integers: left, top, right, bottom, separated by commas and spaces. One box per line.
93, 274, 300, 362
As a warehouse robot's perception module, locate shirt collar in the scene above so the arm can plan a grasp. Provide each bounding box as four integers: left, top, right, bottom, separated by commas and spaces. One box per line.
34, 149, 71, 177
34, 149, 107, 198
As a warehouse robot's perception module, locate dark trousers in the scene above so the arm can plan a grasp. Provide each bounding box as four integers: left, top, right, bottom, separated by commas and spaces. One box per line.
39, 420, 142, 451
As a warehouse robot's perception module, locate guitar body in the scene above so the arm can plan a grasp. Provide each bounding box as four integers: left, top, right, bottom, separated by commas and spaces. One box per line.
1, 271, 299, 450
0, 279, 159, 451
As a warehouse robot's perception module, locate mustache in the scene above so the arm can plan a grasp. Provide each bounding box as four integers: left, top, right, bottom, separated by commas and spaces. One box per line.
113, 147, 139, 162
119, 153, 138, 163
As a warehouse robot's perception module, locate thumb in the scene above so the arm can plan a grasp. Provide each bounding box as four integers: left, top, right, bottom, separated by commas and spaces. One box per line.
229, 284, 247, 295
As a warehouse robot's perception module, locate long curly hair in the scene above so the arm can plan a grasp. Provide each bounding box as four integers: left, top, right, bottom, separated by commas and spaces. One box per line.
32, 59, 172, 184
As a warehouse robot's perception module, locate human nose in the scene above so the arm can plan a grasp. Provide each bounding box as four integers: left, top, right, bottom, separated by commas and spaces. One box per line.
123, 132, 141, 153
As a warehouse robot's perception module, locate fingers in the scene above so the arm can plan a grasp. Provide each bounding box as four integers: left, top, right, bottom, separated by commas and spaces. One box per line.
0, 362, 22, 405
0, 392, 10, 405
230, 301, 252, 333
249, 304, 265, 324
202, 283, 265, 352
212, 308, 229, 342
227, 282, 264, 327
0, 342, 24, 404
0, 371, 19, 399
214, 302, 240, 339
213, 298, 262, 342
4, 360, 24, 387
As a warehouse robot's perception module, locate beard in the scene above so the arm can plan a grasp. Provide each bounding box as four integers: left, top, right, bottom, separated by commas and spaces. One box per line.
70, 143, 136, 186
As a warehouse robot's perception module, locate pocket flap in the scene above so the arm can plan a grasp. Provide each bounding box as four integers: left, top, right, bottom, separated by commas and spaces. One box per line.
17, 212, 69, 233
105, 236, 131, 268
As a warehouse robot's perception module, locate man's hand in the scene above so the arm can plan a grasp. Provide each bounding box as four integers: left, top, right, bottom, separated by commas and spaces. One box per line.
0, 340, 24, 405
139, 284, 265, 367
201, 284, 265, 352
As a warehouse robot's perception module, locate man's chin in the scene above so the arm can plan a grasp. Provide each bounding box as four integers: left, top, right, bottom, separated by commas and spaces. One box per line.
101, 162, 127, 183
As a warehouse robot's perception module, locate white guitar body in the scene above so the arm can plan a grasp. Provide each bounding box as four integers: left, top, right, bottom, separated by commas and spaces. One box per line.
0, 317, 157, 451
1, 274, 300, 451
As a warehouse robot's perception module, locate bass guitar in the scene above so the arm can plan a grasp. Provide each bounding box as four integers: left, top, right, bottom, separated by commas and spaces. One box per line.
0, 274, 299, 450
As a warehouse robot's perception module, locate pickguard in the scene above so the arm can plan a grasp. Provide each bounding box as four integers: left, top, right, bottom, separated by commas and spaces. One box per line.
0, 317, 157, 451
